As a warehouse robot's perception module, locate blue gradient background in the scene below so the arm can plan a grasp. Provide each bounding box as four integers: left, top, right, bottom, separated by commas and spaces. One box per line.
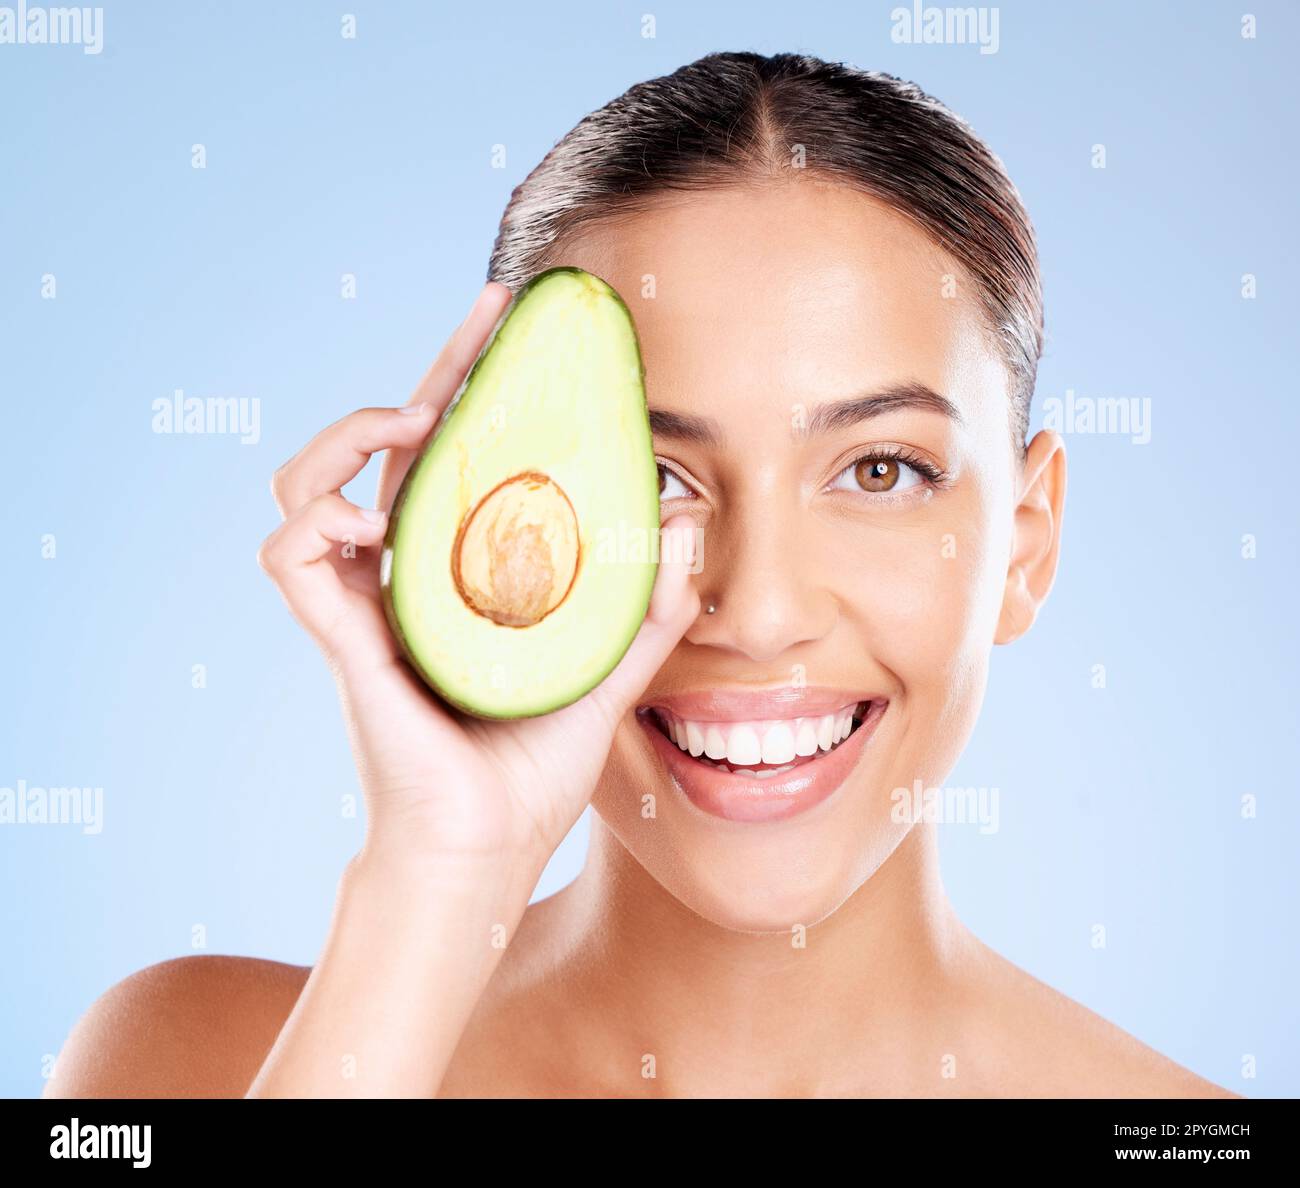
2, 0, 1296, 1097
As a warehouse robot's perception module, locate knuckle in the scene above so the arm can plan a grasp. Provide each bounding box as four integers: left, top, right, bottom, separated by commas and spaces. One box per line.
256, 532, 282, 575
333, 407, 378, 441
269, 464, 289, 505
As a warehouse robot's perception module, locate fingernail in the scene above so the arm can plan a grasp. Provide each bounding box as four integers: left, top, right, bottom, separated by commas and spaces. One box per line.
399, 402, 431, 416
680, 520, 698, 568
360, 507, 386, 523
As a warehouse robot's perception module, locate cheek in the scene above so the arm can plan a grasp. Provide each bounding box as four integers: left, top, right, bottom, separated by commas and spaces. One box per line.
829, 486, 1010, 688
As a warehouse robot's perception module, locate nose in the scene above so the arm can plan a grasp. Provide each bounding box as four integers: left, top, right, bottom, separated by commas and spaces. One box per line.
684, 497, 839, 664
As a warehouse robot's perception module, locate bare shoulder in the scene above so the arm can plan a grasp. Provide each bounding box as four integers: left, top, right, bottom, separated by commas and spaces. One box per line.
961, 935, 1241, 1099
44, 955, 311, 1098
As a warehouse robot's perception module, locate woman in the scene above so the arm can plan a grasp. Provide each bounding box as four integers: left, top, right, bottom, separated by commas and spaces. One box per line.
48, 51, 1234, 1098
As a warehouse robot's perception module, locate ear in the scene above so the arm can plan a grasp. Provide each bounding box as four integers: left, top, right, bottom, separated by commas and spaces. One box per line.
995, 429, 1067, 645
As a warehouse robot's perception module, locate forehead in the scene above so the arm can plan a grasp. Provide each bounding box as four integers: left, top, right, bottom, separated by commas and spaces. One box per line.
550, 178, 1008, 426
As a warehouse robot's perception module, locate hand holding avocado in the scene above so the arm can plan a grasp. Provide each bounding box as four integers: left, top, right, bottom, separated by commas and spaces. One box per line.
257, 277, 699, 883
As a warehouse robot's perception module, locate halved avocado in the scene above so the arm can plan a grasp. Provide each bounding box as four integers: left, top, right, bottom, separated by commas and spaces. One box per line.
380, 267, 660, 719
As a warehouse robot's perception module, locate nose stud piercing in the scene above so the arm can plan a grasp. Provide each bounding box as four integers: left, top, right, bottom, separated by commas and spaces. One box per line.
706, 603, 717, 615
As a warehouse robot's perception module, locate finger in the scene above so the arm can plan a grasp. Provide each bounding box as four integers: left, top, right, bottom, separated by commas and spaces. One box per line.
272, 404, 438, 518
376, 281, 514, 511
258, 493, 391, 653
562, 515, 701, 731
411, 281, 514, 409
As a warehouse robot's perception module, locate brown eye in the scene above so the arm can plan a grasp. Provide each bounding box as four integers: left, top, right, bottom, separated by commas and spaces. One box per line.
855, 457, 899, 492
658, 463, 666, 495
830, 452, 932, 498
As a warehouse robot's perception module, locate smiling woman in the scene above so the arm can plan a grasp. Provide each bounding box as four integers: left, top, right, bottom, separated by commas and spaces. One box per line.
44, 49, 1237, 1101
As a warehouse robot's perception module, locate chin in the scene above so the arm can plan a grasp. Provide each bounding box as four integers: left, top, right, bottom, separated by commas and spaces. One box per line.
604, 801, 914, 934
595, 685, 954, 933
598, 747, 916, 936
670, 860, 865, 934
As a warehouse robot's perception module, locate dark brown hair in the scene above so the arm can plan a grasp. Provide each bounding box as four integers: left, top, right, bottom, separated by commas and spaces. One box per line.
488, 51, 1043, 444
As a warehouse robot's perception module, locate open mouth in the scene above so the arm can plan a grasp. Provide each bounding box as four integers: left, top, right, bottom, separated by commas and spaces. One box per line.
639, 700, 872, 780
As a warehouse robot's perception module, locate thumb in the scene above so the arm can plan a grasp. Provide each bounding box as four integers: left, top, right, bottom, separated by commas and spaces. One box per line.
568, 515, 700, 730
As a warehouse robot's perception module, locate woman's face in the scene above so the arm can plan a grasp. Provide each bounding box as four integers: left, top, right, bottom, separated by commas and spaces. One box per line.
557, 178, 1060, 932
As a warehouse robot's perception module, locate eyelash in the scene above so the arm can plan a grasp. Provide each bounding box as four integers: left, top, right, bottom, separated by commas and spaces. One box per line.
655, 447, 951, 502
831, 445, 950, 493
657, 461, 696, 501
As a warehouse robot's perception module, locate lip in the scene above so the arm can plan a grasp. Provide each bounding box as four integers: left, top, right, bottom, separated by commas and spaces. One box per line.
637, 696, 888, 824
643, 686, 875, 721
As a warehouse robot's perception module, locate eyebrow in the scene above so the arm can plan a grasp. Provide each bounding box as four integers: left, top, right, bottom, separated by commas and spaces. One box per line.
647, 381, 962, 445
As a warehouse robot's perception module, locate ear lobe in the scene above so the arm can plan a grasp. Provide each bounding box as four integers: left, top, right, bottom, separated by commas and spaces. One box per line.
995, 430, 1067, 645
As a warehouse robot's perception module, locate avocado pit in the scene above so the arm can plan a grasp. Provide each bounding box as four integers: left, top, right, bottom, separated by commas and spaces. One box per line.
452, 471, 580, 627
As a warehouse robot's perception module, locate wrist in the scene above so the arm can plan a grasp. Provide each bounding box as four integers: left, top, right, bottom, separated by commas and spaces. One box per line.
343, 840, 545, 917
335, 847, 536, 992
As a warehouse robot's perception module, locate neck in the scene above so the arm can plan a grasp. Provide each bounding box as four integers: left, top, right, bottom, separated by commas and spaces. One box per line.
549, 818, 971, 1096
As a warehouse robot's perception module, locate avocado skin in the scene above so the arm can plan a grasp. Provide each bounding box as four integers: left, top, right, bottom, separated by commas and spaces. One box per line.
379, 266, 658, 721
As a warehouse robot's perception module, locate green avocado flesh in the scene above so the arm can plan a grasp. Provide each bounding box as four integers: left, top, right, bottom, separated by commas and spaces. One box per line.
381, 267, 660, 719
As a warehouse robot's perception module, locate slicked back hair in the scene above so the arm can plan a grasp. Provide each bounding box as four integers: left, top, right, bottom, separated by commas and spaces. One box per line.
488, 51, 1043, 447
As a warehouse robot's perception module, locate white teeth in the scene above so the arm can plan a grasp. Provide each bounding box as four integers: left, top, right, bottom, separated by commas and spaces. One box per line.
794, 720, 819, 757
761, 722, 796, 765
732, 762, 797, 780
726, 724, 762, 766
656, 704, 865, 771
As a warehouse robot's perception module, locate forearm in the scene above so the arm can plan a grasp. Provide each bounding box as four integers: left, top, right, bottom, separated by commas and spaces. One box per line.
246, 848, 540, 1098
